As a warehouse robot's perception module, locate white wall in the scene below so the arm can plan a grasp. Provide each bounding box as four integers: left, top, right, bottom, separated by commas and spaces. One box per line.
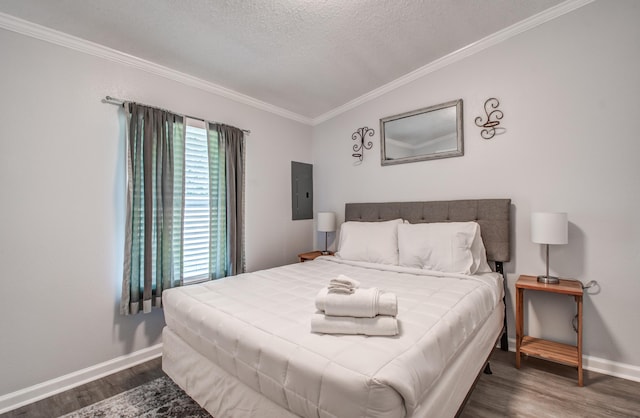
313, 0, 640, 370
0, 29, 312, 396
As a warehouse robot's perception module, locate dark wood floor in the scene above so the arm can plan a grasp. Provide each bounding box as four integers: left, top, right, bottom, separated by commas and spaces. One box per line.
462, 349, 640, 418
3, 350, 639, 417
2, 358, 165, 418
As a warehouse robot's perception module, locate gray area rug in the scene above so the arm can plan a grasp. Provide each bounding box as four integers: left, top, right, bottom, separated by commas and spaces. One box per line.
60, 376, 211, 417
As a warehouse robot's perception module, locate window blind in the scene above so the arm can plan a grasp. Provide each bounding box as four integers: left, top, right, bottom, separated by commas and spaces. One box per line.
183, 125, 210, 281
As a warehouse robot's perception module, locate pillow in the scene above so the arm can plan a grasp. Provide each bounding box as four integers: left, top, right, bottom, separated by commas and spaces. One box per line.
470, 225, 492, 273
398, 222, 491, 274
336, 219, 403, 265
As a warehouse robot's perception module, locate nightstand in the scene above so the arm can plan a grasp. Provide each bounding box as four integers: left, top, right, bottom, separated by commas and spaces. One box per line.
515, 275, 583, 386
297, 251, 333, 262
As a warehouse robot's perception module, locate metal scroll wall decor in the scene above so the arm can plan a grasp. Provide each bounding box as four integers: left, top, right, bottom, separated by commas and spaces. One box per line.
475, 98, 504, 139
352, 126, 375, 162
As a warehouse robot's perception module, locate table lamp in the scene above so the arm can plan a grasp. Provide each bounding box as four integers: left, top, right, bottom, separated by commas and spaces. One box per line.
317, 212, 336, 255
531, 212, 568, 284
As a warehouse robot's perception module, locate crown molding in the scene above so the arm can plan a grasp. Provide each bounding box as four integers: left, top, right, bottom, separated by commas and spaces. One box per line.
0, 12, 313, 126
311, 0, 594, 125
0, 0, 593, 127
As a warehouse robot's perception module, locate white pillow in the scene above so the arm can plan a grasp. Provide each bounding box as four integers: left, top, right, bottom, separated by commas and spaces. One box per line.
398, 222, 491, 274
336, 219, 403, 265
470, 225, 492, 273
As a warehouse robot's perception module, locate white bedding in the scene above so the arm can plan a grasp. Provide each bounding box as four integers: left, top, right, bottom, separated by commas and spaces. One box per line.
162, 257, 503, 418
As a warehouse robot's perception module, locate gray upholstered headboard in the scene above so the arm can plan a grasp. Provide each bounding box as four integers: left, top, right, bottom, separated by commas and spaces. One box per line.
345, 199, 511, 262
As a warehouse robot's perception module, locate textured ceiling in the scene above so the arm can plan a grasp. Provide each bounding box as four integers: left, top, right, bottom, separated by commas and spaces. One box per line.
0, 0, 567, 119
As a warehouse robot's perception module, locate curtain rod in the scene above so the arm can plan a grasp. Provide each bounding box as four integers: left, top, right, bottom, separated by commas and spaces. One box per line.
103, 96, 251, 135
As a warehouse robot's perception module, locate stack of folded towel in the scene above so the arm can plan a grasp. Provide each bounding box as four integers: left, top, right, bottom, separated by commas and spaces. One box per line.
326, 275, 361, 294
311, 275, 399, 336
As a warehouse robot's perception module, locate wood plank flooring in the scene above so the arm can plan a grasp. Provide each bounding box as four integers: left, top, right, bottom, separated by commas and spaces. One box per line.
3, 349, 639, 417
461, 349, 639, 417
2, 357, 165, 418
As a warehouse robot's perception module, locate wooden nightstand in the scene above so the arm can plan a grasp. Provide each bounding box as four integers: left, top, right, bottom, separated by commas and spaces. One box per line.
297, 251, 333, 262
515, 274, 583, 386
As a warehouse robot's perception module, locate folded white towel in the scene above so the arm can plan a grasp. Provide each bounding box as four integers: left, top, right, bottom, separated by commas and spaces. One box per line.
327, 286, 354, 295
315, 288, 398, 317
330, 287, 378, 317
329, 275, 361, 289
377, 291, 398, 317
310, 313, 399, 336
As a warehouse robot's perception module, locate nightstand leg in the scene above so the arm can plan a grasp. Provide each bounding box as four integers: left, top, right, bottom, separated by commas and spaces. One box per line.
515, 288, 523, 369
577, 295, 583, 386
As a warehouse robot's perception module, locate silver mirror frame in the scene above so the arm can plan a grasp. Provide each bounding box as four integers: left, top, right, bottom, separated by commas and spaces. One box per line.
380, 99, 464, 166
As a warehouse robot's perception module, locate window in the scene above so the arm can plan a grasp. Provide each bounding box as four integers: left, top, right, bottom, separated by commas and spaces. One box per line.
183, 120, 210, 283
122, 104, 244, 314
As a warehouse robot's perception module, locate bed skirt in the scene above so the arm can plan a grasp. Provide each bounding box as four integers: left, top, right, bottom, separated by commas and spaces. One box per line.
162, 304, 503, 418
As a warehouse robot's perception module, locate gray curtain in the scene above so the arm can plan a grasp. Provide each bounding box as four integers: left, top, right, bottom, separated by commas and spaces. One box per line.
121, 103, 185, 315
210, 123, 246, 276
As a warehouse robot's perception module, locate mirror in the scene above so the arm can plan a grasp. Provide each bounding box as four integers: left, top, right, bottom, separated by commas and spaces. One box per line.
380, 99, 463, 165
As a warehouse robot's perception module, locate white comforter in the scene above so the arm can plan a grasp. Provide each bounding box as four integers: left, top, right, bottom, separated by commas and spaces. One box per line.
162, 257, 503, 418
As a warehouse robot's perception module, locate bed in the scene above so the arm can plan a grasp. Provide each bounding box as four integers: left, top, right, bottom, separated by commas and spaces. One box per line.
162, 199, 511, 418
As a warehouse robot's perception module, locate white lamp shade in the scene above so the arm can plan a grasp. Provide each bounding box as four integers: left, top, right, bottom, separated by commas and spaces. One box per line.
317, 212, 336, 232
531, 212, 568, 245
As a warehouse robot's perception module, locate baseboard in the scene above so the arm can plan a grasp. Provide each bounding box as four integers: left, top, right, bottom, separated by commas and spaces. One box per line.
0, 343, 162, 414
504, 338, 640, 383
582, 355, 640, 383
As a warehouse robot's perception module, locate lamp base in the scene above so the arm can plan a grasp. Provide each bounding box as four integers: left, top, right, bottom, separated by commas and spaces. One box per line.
321, 250, 331, 255
537, 275, 560, 284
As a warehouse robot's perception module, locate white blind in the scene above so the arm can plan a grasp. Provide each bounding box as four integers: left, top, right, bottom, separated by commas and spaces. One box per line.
183, 124, 210, 281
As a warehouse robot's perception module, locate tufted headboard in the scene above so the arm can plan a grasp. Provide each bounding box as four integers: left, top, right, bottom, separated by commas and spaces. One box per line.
344, 199, 511, 262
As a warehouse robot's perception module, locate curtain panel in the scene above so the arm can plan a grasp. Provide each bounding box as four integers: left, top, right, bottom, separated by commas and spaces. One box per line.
208, 123, 246, 277
121, 103, 185, 315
